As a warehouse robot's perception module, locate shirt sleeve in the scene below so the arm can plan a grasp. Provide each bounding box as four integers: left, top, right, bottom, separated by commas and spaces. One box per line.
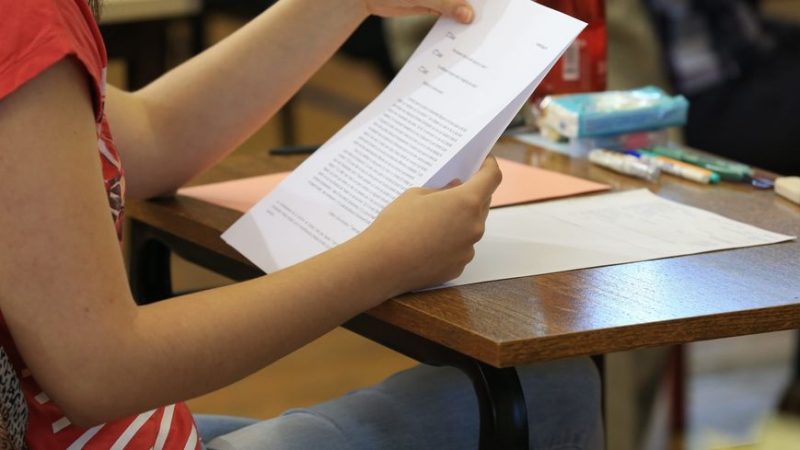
0, 0, 106, 116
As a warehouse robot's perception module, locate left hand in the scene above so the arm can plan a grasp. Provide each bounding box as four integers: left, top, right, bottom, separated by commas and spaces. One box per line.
364, 0, 474, 23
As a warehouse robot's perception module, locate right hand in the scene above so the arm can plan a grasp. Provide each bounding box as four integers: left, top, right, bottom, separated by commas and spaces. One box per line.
363, 0, 475, 23
360, 156, 502, 295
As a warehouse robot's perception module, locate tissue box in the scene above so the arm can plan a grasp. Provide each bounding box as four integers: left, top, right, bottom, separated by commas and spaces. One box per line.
539, 86, 689, 138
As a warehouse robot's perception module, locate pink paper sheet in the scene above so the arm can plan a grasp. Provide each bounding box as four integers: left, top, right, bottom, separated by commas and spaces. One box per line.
178, 158, 609, 212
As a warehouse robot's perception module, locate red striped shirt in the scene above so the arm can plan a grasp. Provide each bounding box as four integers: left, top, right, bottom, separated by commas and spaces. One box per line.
0, 0, 199, 447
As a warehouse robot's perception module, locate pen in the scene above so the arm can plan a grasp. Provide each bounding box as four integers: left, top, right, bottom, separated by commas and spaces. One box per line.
627, 150, 720, 184
588, 149, 660, 181
269, 144, 320, 156
649, 146, 753, 181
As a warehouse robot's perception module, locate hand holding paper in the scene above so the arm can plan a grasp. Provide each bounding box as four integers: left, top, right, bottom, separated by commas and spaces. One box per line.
365, 0, 475, 23
361, 157, 501, 293
223, 0, 585, 274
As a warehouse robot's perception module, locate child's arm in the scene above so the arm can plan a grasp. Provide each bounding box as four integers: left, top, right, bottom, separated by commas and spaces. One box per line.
106, 0, 473, 199
0, 57, 498, 427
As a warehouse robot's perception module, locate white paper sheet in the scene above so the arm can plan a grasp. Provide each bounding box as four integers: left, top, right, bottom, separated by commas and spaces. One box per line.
223, 0, 586, 273
445, 189, 796, 287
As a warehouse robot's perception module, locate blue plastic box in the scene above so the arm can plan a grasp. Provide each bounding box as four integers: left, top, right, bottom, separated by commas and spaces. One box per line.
539, 86, 689, 138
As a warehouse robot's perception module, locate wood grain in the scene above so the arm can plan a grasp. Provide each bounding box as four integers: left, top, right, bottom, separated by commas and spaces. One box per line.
129, 139, 800, 368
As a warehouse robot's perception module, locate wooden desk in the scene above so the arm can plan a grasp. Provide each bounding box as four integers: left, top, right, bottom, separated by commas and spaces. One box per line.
127, 140, 800, 449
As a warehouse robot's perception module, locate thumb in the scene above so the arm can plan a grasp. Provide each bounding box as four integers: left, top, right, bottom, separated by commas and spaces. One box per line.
459, 156, 502, 196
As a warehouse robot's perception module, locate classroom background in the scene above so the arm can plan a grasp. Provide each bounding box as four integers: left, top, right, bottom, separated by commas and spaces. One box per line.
102, 0, 800, 449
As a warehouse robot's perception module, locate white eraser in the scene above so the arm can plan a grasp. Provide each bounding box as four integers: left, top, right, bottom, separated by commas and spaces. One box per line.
775, 176, 800, 205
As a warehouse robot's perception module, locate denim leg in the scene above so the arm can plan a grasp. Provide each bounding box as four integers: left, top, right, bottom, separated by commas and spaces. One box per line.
208, 358, 603, 450
194, 414, 259, 443
519, 358, 604, 449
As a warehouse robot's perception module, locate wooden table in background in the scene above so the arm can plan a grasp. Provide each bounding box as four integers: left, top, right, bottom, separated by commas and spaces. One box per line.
127, 140, 800, 450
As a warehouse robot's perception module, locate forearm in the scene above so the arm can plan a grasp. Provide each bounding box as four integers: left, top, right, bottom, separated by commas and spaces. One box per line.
114, 0, 369, 199
3, 42, 487, 428
65, 234, 394, 425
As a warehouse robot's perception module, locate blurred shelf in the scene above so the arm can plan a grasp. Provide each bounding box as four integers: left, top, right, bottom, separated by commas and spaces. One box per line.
101, 0, 201, 25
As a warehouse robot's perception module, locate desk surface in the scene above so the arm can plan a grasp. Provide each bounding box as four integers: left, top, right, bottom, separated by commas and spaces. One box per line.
128, 140, 800, 367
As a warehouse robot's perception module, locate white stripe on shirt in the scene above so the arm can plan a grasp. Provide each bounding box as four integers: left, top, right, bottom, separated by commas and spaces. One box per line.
153, 405, 175, 450
52, 417, 71, 433
34, 392, 50, 404
66, 425, 104, 450
182, 424, 198, 450
110, 409, 157, 450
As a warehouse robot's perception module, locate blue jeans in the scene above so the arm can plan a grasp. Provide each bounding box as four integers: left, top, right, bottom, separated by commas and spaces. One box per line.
196, 358, 603, 449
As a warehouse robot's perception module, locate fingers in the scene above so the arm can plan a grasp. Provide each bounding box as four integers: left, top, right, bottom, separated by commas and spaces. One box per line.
376, 0, 475, 23
461, 157, 500, 225
403, 0, 474, 23
445, 179, 463, 189
449, 0, 475, 23
461, 156, 503, 197
410, 157, 501, 207
480, 194, 491, 218
427, 156, 500, 217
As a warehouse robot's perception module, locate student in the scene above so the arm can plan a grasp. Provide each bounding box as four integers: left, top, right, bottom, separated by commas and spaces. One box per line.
644, 0, 800, 174
0, 0, 603, 448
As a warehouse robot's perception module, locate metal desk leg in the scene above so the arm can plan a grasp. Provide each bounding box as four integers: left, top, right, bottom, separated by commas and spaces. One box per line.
129, 219, 173, 304
346, 315, 529, 450
592, 354, 607, 450
458, 361, 529, 450
779, 330, 800, 414
128, 221, 530, 449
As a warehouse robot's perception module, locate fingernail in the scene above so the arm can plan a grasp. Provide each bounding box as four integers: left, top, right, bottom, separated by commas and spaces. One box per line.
455, 6, 473, 23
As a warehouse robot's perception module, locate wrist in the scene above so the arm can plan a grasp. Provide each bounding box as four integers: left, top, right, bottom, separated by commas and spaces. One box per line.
341, 228, 408, 301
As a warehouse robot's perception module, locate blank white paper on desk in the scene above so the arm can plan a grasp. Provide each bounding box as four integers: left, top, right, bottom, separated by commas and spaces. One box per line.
222, 0, 585, 273
446, 189, 796, 287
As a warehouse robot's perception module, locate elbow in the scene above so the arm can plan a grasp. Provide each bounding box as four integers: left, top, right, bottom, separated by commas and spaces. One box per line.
61, 408, 107, 429
53, 382, 151, 428
35, 360, 149, 428
44, 392, 110, 428
49, 381, 127, 428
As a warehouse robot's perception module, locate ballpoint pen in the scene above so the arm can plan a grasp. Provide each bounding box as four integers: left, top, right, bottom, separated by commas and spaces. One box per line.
649, 146, 753, 181
626, 150, 720, 184
269, 144, 320, 156
588, 149, 661, 181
